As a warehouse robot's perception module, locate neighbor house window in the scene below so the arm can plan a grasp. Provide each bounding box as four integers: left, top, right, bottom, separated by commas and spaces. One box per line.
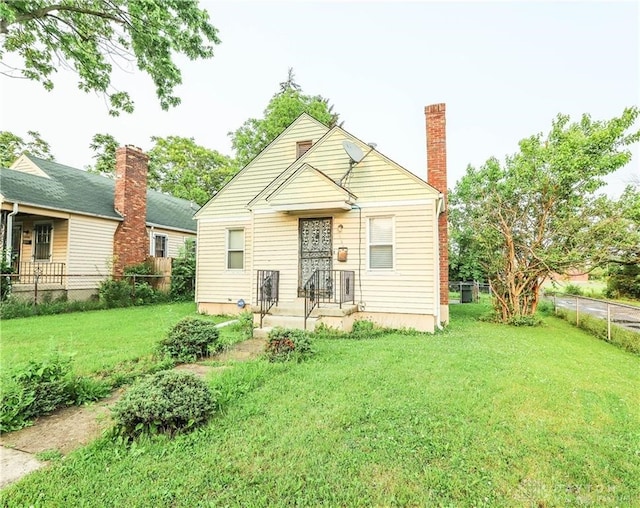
227, 229, 244, 269
34, 223, 53, 261
296, 140, 312, 158
368, 217, 394, 269
153, 234, 168, 258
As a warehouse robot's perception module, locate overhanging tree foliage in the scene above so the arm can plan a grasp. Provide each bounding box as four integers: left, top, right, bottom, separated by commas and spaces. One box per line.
229, 68, 340, 168
0, 0, 220, 115
450, 107, 640, 322
0, 130, 53, 166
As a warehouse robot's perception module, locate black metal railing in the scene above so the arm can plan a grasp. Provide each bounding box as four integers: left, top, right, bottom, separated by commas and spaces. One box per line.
14, 262, 66, 284
304, 269, 355, 329
257, 270, 279, 327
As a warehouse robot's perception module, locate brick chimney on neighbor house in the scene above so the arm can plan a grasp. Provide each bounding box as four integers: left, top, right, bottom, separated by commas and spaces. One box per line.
113, 145, 149, 278
425, 103, 449, 318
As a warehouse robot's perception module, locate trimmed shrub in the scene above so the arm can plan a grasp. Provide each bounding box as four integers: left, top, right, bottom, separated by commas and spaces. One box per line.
111, 370, 215, 440
265, 327, 315, 362
158, 317, 221, 363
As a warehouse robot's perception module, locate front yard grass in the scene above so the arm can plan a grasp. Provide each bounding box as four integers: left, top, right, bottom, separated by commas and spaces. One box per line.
0, 303, 231, 376
2, 303, 638, 506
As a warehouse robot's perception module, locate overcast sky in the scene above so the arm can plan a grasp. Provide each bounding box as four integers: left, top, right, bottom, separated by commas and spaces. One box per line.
1, 1, 638, 197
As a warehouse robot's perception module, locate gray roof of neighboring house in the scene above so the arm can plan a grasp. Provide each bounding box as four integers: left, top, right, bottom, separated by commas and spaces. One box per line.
0, 155, 199, 232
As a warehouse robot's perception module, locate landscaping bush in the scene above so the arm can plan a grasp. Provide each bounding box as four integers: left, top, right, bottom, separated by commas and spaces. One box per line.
265, 327, 315, 362
170, 240, 196, 301
0, 353, 110, 432
234, 310, 255, 340
111, 370, 215, 440
158, 317, 221, 363
98, 279, 133, 308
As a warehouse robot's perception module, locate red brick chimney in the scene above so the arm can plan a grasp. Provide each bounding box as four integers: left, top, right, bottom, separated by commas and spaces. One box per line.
113, 145, 149, 278
425, 104, 449, 317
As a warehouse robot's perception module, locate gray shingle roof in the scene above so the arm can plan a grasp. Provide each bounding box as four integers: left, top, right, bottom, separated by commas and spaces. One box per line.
0, 155, 198, 232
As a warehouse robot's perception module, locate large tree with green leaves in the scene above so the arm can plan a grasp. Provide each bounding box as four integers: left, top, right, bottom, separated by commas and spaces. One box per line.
229, 69, 340, 168
87, 133, 235, 205
0, 130, 53, 166
449, 107, 640, 322
147, 136, 235, 206
0, 1, 220, 115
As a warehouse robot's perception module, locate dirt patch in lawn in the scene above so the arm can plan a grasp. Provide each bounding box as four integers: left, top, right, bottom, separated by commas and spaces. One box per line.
0, 338, 266, 488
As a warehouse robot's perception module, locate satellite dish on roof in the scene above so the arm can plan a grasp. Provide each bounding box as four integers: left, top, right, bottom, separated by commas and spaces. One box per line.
342, 140, 364, 163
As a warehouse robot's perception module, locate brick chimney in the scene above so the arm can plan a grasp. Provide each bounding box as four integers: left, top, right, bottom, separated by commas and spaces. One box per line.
113, 145, 149, 278
425, 104, 449, 321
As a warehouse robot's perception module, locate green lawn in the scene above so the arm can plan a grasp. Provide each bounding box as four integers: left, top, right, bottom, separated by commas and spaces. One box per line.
0, 303, 231, 376
2, 304, 639, 507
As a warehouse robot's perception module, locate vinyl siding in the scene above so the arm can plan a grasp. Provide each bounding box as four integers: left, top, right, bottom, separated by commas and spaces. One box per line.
67, 215, 117, 289
268, 166, 349, 208
147, 227, 196, 259
195, 217, 253, 304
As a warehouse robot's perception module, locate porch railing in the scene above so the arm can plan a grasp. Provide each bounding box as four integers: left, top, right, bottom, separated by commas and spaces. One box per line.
14, 262, 66, 284
304, 269, 355, 329
256, 270, 279, 328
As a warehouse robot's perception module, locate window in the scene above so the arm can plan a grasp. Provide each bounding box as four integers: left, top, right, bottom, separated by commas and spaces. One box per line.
368, 217, 394, 270
153, 234, 168, 258
296, 140, 312, 158
34, 223, 52, 261
227, 229, 244, 269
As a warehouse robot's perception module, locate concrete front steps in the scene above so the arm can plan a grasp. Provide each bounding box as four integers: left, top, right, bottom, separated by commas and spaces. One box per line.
253, 298, 358, 339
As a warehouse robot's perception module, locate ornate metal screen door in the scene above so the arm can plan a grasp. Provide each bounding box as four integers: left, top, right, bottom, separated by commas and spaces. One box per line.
299, 218, 332, 295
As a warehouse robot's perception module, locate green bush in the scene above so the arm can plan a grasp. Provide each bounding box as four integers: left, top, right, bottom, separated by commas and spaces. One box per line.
605, 264, 640, 300
0, 353, 111, 432
351, 319, 386, 339
265, 327, 315, 362
234, 310, 255, 340
563, 283, 584, 296
0, 296, 104, 319
158, 317, 221, 363
170, 240, 196, 301
98, 279, 132, 308
111, 370, 215, 440
1, 254, 13, 301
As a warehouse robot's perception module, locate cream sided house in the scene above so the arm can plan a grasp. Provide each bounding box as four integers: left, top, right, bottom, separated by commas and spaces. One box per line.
0, 146, 198, 300
195, 104, 449, 333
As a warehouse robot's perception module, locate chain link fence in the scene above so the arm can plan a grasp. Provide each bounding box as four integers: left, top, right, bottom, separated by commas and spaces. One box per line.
547, 293, 640, 339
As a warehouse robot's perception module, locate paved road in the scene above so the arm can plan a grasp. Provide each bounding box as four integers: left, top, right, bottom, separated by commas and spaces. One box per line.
552, 295, 640, 333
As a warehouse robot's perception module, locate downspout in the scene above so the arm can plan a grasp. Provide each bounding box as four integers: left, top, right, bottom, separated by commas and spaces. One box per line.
5, 202, 18, 264
435, 194, 444, 330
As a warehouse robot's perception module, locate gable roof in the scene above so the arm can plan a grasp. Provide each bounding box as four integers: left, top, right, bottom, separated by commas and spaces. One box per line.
265, 163, 357, 212
1, 154, 199, 233
194, 112, 330, 218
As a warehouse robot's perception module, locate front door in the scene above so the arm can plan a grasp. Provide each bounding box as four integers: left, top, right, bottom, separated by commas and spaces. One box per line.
299, 217, 332, 295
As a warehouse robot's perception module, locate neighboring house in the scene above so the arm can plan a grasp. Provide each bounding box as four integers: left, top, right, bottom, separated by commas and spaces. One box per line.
195, 104, 449, 333
0, 146, 199, 300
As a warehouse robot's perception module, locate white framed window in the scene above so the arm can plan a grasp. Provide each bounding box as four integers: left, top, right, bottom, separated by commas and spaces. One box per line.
368, 217, 394, 270
33, 223, 53, 262
152, 234, 168, 258
227, 229, 244, 270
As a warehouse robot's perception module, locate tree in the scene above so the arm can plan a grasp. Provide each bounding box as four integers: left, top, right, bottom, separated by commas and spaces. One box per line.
229, 68, 340, 167
147, 136, 236, 206
0, 1, 220, 115
0, 130, 53, 166
86, 133, 119, 177
87, 133, 235, 205
449, 107, 640, 322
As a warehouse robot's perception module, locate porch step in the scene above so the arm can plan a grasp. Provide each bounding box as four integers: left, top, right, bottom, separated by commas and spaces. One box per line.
269, 300, 358, 318
261, 315, 318, 331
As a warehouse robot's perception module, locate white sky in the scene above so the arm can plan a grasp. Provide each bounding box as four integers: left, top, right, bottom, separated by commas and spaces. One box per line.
1, 1, 639, 197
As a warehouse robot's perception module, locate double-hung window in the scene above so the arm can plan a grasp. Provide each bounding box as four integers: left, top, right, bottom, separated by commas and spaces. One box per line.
227, 229, 244, 270
153, 234, 168, 258
368, 217, 394, 270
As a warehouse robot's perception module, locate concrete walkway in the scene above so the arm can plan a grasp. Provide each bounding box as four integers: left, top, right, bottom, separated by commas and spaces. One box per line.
0, 335, 265, 490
